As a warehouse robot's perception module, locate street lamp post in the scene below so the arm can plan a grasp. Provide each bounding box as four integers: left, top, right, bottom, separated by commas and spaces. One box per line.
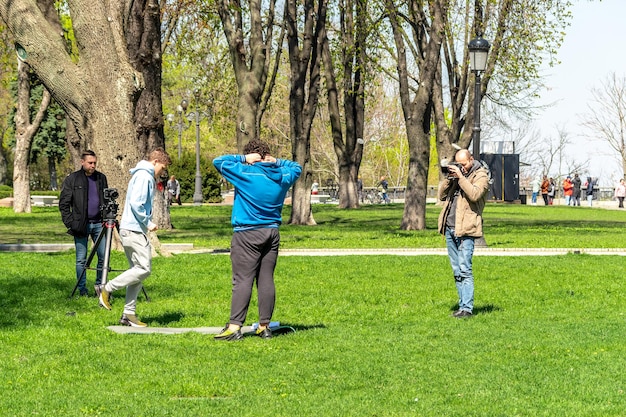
166, 99, 189, 159
468, 36, 490, 247
186, 90, 210, 206
468, 36, 490, 159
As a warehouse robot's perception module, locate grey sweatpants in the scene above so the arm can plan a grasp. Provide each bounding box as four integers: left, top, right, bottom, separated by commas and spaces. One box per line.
229, 227, 280, 326
104, 229, 151, 315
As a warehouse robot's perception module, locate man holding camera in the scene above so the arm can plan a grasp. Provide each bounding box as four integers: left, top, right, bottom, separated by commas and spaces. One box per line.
98, 148, 171, 327
438, 149, 490, 318
59, 150, 109, 297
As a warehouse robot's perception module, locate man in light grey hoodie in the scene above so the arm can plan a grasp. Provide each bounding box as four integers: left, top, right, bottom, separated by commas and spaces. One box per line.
98, 148, 171, 327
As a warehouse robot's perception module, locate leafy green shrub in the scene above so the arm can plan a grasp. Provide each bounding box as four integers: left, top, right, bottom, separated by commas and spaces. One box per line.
167, 152, 222, 203
0, 185, 12, 199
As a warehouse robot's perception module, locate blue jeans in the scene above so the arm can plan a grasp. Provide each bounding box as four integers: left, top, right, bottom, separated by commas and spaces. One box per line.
531, 192, 538, 204
75, 222, 105, 292
445, 228, 475, 313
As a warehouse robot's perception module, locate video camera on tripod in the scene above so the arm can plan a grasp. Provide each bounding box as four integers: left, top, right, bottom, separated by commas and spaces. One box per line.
101, 188, 119, 220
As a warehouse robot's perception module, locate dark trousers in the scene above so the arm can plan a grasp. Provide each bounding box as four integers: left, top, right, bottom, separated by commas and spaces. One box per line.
229, 228, 280, 326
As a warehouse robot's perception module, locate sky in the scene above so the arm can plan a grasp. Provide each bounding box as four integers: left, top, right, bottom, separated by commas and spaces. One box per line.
531, 0, 625, 185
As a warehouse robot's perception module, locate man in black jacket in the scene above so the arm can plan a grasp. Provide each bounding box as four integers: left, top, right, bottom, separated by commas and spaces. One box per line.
59, 150, 109, 296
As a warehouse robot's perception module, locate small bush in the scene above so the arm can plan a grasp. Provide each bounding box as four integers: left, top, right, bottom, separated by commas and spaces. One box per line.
0, 185, 12, 199
166, 152, 222, 203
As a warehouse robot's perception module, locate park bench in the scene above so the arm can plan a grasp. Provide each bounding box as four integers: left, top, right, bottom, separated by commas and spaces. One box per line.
31, 195, 57, 206
311, 194, 331, 204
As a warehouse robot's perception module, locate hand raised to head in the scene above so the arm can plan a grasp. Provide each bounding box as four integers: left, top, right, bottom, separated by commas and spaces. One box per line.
245, 153, 262, 164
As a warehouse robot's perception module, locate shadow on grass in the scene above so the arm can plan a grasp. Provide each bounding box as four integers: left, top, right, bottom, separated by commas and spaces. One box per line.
242, 323, 327, 338
144, 311, 185, 325
280, 323, 326, 332
449, 303, 501, 316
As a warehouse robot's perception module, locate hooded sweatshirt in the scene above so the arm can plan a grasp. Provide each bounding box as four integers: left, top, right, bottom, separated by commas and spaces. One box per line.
213, 155, 302, 231
120, 160, 156, 234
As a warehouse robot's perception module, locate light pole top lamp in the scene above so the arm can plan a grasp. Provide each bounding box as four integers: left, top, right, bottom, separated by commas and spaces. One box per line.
468, 36, 490, 158
167, 99, 190, 159
468, 37, 490, 73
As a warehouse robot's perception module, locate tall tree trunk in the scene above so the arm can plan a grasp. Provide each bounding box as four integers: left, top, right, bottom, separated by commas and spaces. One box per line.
322, 0, 367, 209
218, 0, 278, 150
1, 0, 169, 243
13, 60, 50, 213
384, 0, 446, 230
286, 0, 326, 225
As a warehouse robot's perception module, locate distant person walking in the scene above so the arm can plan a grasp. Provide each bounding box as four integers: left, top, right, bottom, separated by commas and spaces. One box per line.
562, 176, 573, 206
614, 178, 626, 208
540, 175, 550, 206
584, 177, 594, 207
378, 176, 391, 204
548, 177, 556, 205
530, 177, 541, 205
572, 174, 582, 206
166, 175, 181, 205
357, 176, 364, 203
311, 181, 319, 195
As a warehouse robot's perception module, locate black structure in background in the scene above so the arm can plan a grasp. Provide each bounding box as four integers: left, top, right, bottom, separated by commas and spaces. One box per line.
480, 153, 520, 202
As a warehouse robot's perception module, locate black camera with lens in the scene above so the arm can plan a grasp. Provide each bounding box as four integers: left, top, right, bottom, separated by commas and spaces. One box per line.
440, 160, 463, 178
101, 188, 119, 220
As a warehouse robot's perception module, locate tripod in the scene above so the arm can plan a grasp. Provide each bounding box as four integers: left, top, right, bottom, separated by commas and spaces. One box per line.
69, 217, 150, 301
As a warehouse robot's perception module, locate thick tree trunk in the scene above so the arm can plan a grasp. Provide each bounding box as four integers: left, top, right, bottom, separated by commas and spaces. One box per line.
290, 127, 315, 225
384, 0, 445, 230
337, 162, 360, 208
236, 91, 260, 150
401, 118, 430, 230
218, 0, 277, 151
1, 0, 168, 241
286, 0, 326, 225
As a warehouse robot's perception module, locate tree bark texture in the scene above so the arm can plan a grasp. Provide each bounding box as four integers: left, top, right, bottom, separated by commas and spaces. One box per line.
12, 60, 50, 213
286, 0, 326, 225
322, 0, 366, 209
384, 0, 446, 230
0, 0, 169, 231
218, 0, 277, 151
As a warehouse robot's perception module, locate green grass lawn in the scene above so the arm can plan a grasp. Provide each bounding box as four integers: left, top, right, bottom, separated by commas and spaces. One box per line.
1, 252, 624, 416
1, 204, 625, 415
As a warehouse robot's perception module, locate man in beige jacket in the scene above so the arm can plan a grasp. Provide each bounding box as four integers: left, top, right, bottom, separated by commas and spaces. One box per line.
437, 149, 490, 318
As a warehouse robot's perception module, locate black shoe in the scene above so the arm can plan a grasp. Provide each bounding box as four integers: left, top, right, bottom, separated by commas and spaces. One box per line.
214, 325, 243, 341
255, 327, 272, 339
454, 310, 473, 318
79, 288, 89, 297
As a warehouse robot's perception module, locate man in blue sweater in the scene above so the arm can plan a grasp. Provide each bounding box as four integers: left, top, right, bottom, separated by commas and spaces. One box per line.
213, 140, 302, 340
